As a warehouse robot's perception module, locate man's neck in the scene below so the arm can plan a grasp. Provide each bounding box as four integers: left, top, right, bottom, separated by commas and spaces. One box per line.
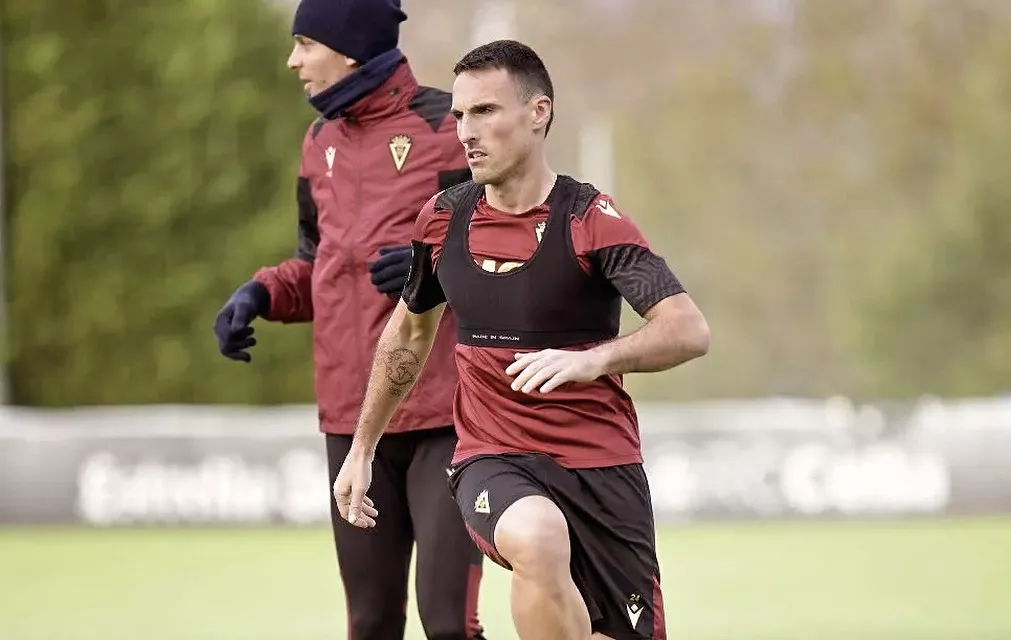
309, 49, 405, 121
486, 155, 556, 214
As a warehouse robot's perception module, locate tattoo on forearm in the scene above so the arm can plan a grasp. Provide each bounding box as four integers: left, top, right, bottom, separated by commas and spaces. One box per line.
384, 348, 421, 397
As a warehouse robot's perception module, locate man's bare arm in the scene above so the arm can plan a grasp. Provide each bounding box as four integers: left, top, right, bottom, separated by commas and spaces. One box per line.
507, 292, 709, 395
590, 292, 709, 375
352, 300, 446, 452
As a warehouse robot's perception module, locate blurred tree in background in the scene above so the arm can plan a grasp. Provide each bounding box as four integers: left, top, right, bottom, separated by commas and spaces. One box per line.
522, 0, 1011, 402
5, 0, 315, 405
861, 14, 1011, 398
3, 0, 1010, 407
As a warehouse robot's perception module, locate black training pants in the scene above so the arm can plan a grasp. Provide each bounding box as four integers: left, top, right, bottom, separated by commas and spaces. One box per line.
326, 427, 486, 640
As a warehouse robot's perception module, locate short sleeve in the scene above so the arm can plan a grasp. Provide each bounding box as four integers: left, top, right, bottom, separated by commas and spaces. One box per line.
403, 195, 451, 314
573, 194, 686, 316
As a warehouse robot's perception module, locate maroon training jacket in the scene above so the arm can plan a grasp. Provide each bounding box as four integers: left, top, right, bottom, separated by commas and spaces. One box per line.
253, 61, 470, 435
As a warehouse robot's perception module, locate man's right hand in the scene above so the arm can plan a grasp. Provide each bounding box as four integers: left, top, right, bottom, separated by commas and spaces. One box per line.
333, 444, 379, 529
213, 280, 270, 362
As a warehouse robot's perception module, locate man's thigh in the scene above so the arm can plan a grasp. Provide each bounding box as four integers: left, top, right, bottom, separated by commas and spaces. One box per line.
449, 454, 666, 638
447, 454, 549, 570
456, 454, 665, 639
325, 434, 414, 635
556, 462, 666, 640
406, 427, 486, 638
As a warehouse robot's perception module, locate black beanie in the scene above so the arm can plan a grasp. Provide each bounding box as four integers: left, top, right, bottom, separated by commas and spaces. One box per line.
292, 0, 407, 63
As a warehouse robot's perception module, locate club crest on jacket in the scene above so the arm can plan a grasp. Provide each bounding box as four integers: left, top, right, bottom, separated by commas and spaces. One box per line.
389, 134, 412, 172
325, 146, 336, 177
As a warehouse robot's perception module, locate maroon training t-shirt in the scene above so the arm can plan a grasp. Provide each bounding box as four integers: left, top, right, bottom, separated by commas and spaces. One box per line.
409, 188, 683, 469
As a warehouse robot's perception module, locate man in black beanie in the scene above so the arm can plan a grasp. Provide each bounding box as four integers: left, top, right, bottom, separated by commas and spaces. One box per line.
213, 1, 486, 638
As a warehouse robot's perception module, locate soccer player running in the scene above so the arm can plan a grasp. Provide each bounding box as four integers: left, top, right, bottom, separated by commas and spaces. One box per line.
212, 1, 488, 638
334, 39, 710, 639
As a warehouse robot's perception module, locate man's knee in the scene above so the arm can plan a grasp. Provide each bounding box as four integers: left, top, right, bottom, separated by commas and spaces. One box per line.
415, 624, 472, 640
415, 623, 479, 640
347, 605, 407, 639
339, 551, 410, 638
494, 495, 570, 575
415, 589, 478, 640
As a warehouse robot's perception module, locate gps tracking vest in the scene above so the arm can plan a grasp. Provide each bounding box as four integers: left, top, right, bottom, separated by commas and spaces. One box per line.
437, 175, 622, 349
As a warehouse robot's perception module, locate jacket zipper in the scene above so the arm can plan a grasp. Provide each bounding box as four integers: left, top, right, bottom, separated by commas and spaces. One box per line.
349, 124, 366, 394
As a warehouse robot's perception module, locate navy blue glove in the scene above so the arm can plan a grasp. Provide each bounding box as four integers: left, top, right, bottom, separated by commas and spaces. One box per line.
368, 245, 412, 298
213, 280, 270, 362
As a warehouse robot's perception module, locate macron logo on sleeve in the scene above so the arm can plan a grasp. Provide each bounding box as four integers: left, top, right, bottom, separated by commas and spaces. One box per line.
596, 198, 621, 219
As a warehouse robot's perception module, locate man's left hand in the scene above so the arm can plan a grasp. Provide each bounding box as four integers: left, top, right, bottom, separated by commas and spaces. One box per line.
505, 349, 607, 394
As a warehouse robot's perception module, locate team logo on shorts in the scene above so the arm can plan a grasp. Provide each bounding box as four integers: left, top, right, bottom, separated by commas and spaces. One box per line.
625, 593, 644, 629
474, 489, 491, 514
389, 134, 412, 173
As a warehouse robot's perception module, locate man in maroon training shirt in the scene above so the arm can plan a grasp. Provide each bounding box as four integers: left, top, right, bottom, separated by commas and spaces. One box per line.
334, 40, 710, 640
212, 1, 487, 638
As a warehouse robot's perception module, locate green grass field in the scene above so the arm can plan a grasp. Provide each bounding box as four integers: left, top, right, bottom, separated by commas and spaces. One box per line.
2, 518, 1010, 640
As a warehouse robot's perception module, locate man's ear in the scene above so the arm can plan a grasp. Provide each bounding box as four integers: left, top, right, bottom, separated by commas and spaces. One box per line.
532, 95, 552, 132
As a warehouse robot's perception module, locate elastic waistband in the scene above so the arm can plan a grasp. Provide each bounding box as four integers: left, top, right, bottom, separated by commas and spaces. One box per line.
457, 327, 616, 349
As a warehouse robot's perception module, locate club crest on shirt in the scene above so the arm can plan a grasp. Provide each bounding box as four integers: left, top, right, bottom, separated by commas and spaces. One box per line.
534, 220, 546, 244
389, 134, 412, 173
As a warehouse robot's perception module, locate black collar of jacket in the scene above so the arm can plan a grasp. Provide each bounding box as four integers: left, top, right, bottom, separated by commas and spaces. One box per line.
309, 52, 416, 125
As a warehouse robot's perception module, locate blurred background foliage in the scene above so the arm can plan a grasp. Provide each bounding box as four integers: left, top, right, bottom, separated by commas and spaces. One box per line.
4, 0, 1010, 406
5, 0, 313, 405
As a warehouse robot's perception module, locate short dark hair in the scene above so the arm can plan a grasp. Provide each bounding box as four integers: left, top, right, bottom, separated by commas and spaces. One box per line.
453, 39, 555, 135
